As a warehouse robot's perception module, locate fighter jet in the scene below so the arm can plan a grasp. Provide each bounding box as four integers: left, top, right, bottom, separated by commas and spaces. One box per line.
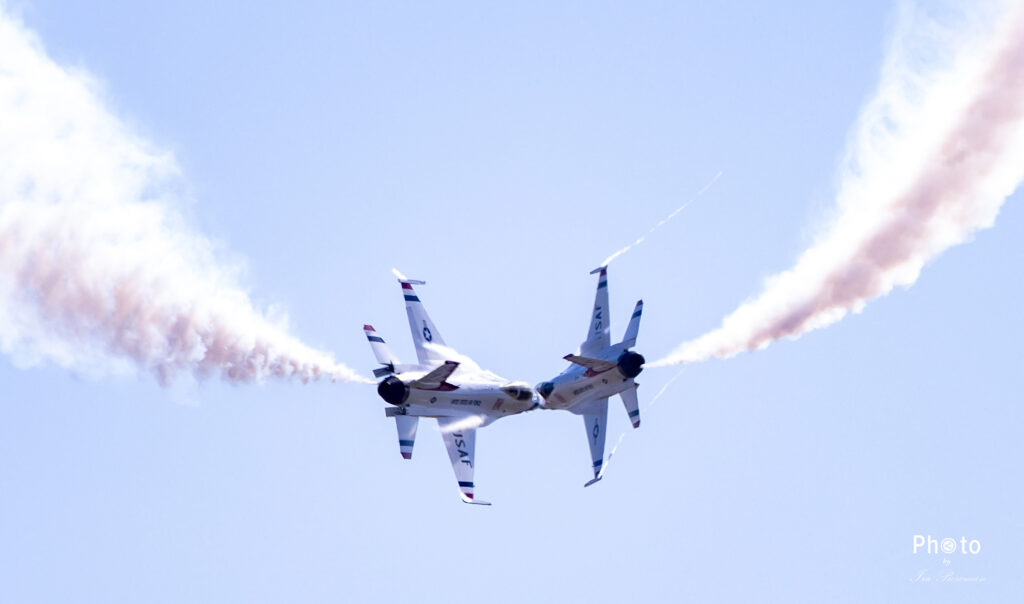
364, 277, 537, 504
535, 266, 645, 487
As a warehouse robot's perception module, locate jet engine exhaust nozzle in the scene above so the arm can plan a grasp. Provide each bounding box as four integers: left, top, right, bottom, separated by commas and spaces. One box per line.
377, 376, 410, 406
617, 350, 645, 379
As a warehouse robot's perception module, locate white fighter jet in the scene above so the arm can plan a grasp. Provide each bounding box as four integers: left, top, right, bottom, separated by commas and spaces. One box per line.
364, 277, 537, 505
535, 266, 645, 487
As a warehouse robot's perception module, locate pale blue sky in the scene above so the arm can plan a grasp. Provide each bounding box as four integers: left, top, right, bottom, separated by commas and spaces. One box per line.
2, 2, 1023, 602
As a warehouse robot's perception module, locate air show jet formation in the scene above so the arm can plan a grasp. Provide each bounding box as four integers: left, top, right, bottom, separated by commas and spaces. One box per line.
364, 277, 538, 505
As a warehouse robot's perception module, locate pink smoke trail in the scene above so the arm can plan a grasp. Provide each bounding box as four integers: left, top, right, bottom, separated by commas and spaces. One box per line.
654, 2, 1024, 366
0, 9, 367, 385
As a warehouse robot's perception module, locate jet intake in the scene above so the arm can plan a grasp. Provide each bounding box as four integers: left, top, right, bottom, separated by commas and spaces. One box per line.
377, 376, 410, 406
617, 350, 645, 379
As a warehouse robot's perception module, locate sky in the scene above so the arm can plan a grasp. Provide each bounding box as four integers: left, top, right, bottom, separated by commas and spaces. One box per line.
2, 1, 1023, 602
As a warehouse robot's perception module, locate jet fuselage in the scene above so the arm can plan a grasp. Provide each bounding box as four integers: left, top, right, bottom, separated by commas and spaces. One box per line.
537, 350, 644, 412
378, 374, 536, 418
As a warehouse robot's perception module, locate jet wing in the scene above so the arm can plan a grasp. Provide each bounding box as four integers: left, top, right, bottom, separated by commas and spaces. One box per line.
408, 361, 460, 390
581, 266, 611, 356
583, 398, 609, 487
563, 354, 617, 373
398, 279, 448, 364
436, 416, 490, 505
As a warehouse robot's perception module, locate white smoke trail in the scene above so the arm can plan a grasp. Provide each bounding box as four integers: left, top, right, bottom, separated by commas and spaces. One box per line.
0, 9, 368, 385
600, 170, 723, 267
436, 414, 487, 434
422, 342, 508, 385
654, 1, 1024, 367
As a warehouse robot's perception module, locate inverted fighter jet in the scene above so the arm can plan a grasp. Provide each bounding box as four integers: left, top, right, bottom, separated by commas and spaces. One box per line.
365, 277, 537, 504
535, 266, 645, 487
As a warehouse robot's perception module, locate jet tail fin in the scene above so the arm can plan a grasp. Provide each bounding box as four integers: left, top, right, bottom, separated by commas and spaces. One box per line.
394, 414, 419, 460
364, 325, 400, 376
408, 361, 460, 391
563, 354, 617, 373
621, 300, 643, 348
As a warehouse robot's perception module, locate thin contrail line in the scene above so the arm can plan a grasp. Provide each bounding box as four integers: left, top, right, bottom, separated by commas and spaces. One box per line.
601, 170, 723, 267
597, 368, 686, 480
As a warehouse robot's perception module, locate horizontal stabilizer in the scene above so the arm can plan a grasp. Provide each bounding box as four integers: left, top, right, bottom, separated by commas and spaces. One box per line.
364, 325, 400, 368
564, 354, 617, 373
394, 415, 419, 460
620, 381, 641, 429
584, 476, 602, 488
408, 361, 460, 390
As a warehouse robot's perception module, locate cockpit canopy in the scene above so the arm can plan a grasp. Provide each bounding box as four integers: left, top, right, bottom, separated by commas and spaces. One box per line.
501, 382, 535, 402
535, 381, 555, 399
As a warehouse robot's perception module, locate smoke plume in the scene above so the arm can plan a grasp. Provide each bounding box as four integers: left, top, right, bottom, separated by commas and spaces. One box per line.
0, 9, 366, 385
654, 1, 1024, 366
